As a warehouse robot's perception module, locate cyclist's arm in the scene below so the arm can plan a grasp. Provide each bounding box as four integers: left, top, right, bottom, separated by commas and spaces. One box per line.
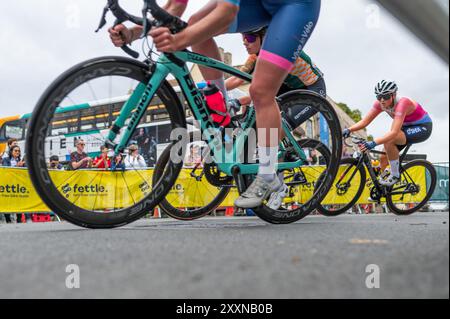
124, 0, 188, 44
348, 102, 381, 132
374, 99, 411, 145
225, 77, 245, 91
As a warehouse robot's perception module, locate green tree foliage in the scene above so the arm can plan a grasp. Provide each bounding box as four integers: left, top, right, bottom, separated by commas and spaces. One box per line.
336, 102, 363, 123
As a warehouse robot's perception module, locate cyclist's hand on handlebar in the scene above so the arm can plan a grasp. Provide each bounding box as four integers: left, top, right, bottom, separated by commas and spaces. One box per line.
149, 27, 183, 53
108, 24, 133, 47
343, 128, 351, 139
358, 141, 377, 152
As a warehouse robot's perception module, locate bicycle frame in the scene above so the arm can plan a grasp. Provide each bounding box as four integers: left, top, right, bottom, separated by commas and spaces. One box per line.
106, 51, 308, 176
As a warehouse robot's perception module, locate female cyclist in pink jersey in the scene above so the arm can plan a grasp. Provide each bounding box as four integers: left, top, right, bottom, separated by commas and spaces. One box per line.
343, 80, 433, 186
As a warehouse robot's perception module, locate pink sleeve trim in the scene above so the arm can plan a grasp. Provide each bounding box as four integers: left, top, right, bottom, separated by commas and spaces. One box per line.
175, 0, 188, 4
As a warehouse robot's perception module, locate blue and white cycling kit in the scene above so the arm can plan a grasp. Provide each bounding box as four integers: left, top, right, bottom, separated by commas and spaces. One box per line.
182, 0, 321, 71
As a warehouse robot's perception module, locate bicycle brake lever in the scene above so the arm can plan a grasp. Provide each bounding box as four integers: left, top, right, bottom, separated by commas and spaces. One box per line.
140, 2, 152, 38
95, 5, 109, 32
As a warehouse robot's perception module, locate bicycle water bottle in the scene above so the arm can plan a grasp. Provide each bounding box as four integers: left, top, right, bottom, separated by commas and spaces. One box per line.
202, 83, 231, 127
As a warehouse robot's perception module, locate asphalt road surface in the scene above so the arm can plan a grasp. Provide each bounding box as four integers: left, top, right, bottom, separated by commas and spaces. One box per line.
0, 212, 448, 299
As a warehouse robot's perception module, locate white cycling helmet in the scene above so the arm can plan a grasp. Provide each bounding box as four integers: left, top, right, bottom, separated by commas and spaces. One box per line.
374, 80, 398, 95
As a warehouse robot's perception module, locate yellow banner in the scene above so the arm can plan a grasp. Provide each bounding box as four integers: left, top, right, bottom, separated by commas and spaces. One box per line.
0, 165, 427, 213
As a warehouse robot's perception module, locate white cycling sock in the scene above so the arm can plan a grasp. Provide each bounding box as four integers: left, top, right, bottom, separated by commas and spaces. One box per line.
258, 146, 279, 183
210, 77, 229, 104
389, 159, 400, 178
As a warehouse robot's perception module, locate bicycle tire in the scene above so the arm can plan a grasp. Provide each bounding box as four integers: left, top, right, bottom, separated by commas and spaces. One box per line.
249, 90, 343, 224
386, 160, 437, 215
316, 157, 366, 216
26, 56, 186, 228
152, 142, 230, 220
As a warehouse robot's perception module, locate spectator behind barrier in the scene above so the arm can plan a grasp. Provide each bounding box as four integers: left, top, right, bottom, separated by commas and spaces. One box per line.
124, 144, 146, 169
111, 153, 126, 171
70, 139, 92, 170
93, 145, 111, 169
1, 138, 19, 160
48, 155, 64, 170
2, 145, 28, 223
2, 145, 26, 168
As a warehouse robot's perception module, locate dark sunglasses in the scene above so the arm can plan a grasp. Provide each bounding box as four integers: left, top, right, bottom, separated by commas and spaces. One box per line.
376, 93, 392, 101
243, 34, 258, 44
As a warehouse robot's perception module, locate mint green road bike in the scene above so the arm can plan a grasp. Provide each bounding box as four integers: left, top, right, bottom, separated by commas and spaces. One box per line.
26, 0, 342, 228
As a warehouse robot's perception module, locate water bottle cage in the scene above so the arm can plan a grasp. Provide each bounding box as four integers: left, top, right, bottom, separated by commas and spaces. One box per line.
209, 109, 229, 126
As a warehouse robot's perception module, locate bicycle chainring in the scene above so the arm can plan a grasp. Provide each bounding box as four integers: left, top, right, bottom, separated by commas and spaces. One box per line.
370, 187, 383, 201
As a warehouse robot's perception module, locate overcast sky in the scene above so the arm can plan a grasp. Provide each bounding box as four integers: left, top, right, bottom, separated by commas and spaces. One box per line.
0, 0, 448, 162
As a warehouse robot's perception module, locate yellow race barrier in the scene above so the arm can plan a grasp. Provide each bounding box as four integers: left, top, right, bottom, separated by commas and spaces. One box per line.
0, 165, 427, 213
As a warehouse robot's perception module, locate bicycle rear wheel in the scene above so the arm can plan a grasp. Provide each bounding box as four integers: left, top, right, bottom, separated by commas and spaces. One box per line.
386, 160, 437, 215
249, 90, 342, 224
26, 56, 186, 228
316, 158, 366, 216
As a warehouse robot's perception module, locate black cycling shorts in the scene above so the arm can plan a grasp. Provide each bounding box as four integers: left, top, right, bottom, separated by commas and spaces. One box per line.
397, 122, 433, 151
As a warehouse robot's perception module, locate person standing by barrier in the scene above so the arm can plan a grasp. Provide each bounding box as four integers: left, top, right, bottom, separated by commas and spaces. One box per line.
2, 145, 26, 168
1, 138, 19, 161
2, 145, 27, 223
111, 153, 126, 171
48, 155, 64, 170
70, 139, 92, 170
125, 144, 147, 169
93, 146, 111, 169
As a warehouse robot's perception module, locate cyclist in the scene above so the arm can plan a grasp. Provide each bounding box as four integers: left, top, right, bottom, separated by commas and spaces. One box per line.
343, 80, 433, 186
109, 0, 322, 209
226, 27, 326, 108
225, 27, 326, 209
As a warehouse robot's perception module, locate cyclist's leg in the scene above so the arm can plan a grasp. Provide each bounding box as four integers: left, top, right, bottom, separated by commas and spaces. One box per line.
252, 0, 321, 166
383, 131, 407, 182
235, 1, 322, 208
380, 152, 389, 172
399, 122, 433, 147
189, 0, 271, 99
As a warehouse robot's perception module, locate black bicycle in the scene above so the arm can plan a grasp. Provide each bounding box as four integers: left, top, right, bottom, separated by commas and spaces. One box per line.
317, 135, 437, 216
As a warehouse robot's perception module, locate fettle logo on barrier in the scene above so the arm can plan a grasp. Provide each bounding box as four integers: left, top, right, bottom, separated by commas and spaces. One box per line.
0, 183, 30, 197
61, 183, 108, 198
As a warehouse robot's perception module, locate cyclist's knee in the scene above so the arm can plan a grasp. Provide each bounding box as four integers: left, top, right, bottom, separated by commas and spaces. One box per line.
249, 83, 277, 105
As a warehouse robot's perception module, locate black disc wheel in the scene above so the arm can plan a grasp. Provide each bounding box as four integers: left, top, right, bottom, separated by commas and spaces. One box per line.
26, 56, 186, 228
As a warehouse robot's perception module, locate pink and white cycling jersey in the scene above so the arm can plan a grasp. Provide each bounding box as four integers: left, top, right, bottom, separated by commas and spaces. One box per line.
369, 97, 432, 126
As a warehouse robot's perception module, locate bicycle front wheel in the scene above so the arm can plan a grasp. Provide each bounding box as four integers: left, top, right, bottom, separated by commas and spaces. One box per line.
386, 160, 437, 215
26, 56, 186, 228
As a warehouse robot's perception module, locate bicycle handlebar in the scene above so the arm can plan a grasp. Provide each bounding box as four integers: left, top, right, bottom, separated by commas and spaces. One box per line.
343, 134, 365, 148
96, 0, 188, 58
346, 134, 387, 156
